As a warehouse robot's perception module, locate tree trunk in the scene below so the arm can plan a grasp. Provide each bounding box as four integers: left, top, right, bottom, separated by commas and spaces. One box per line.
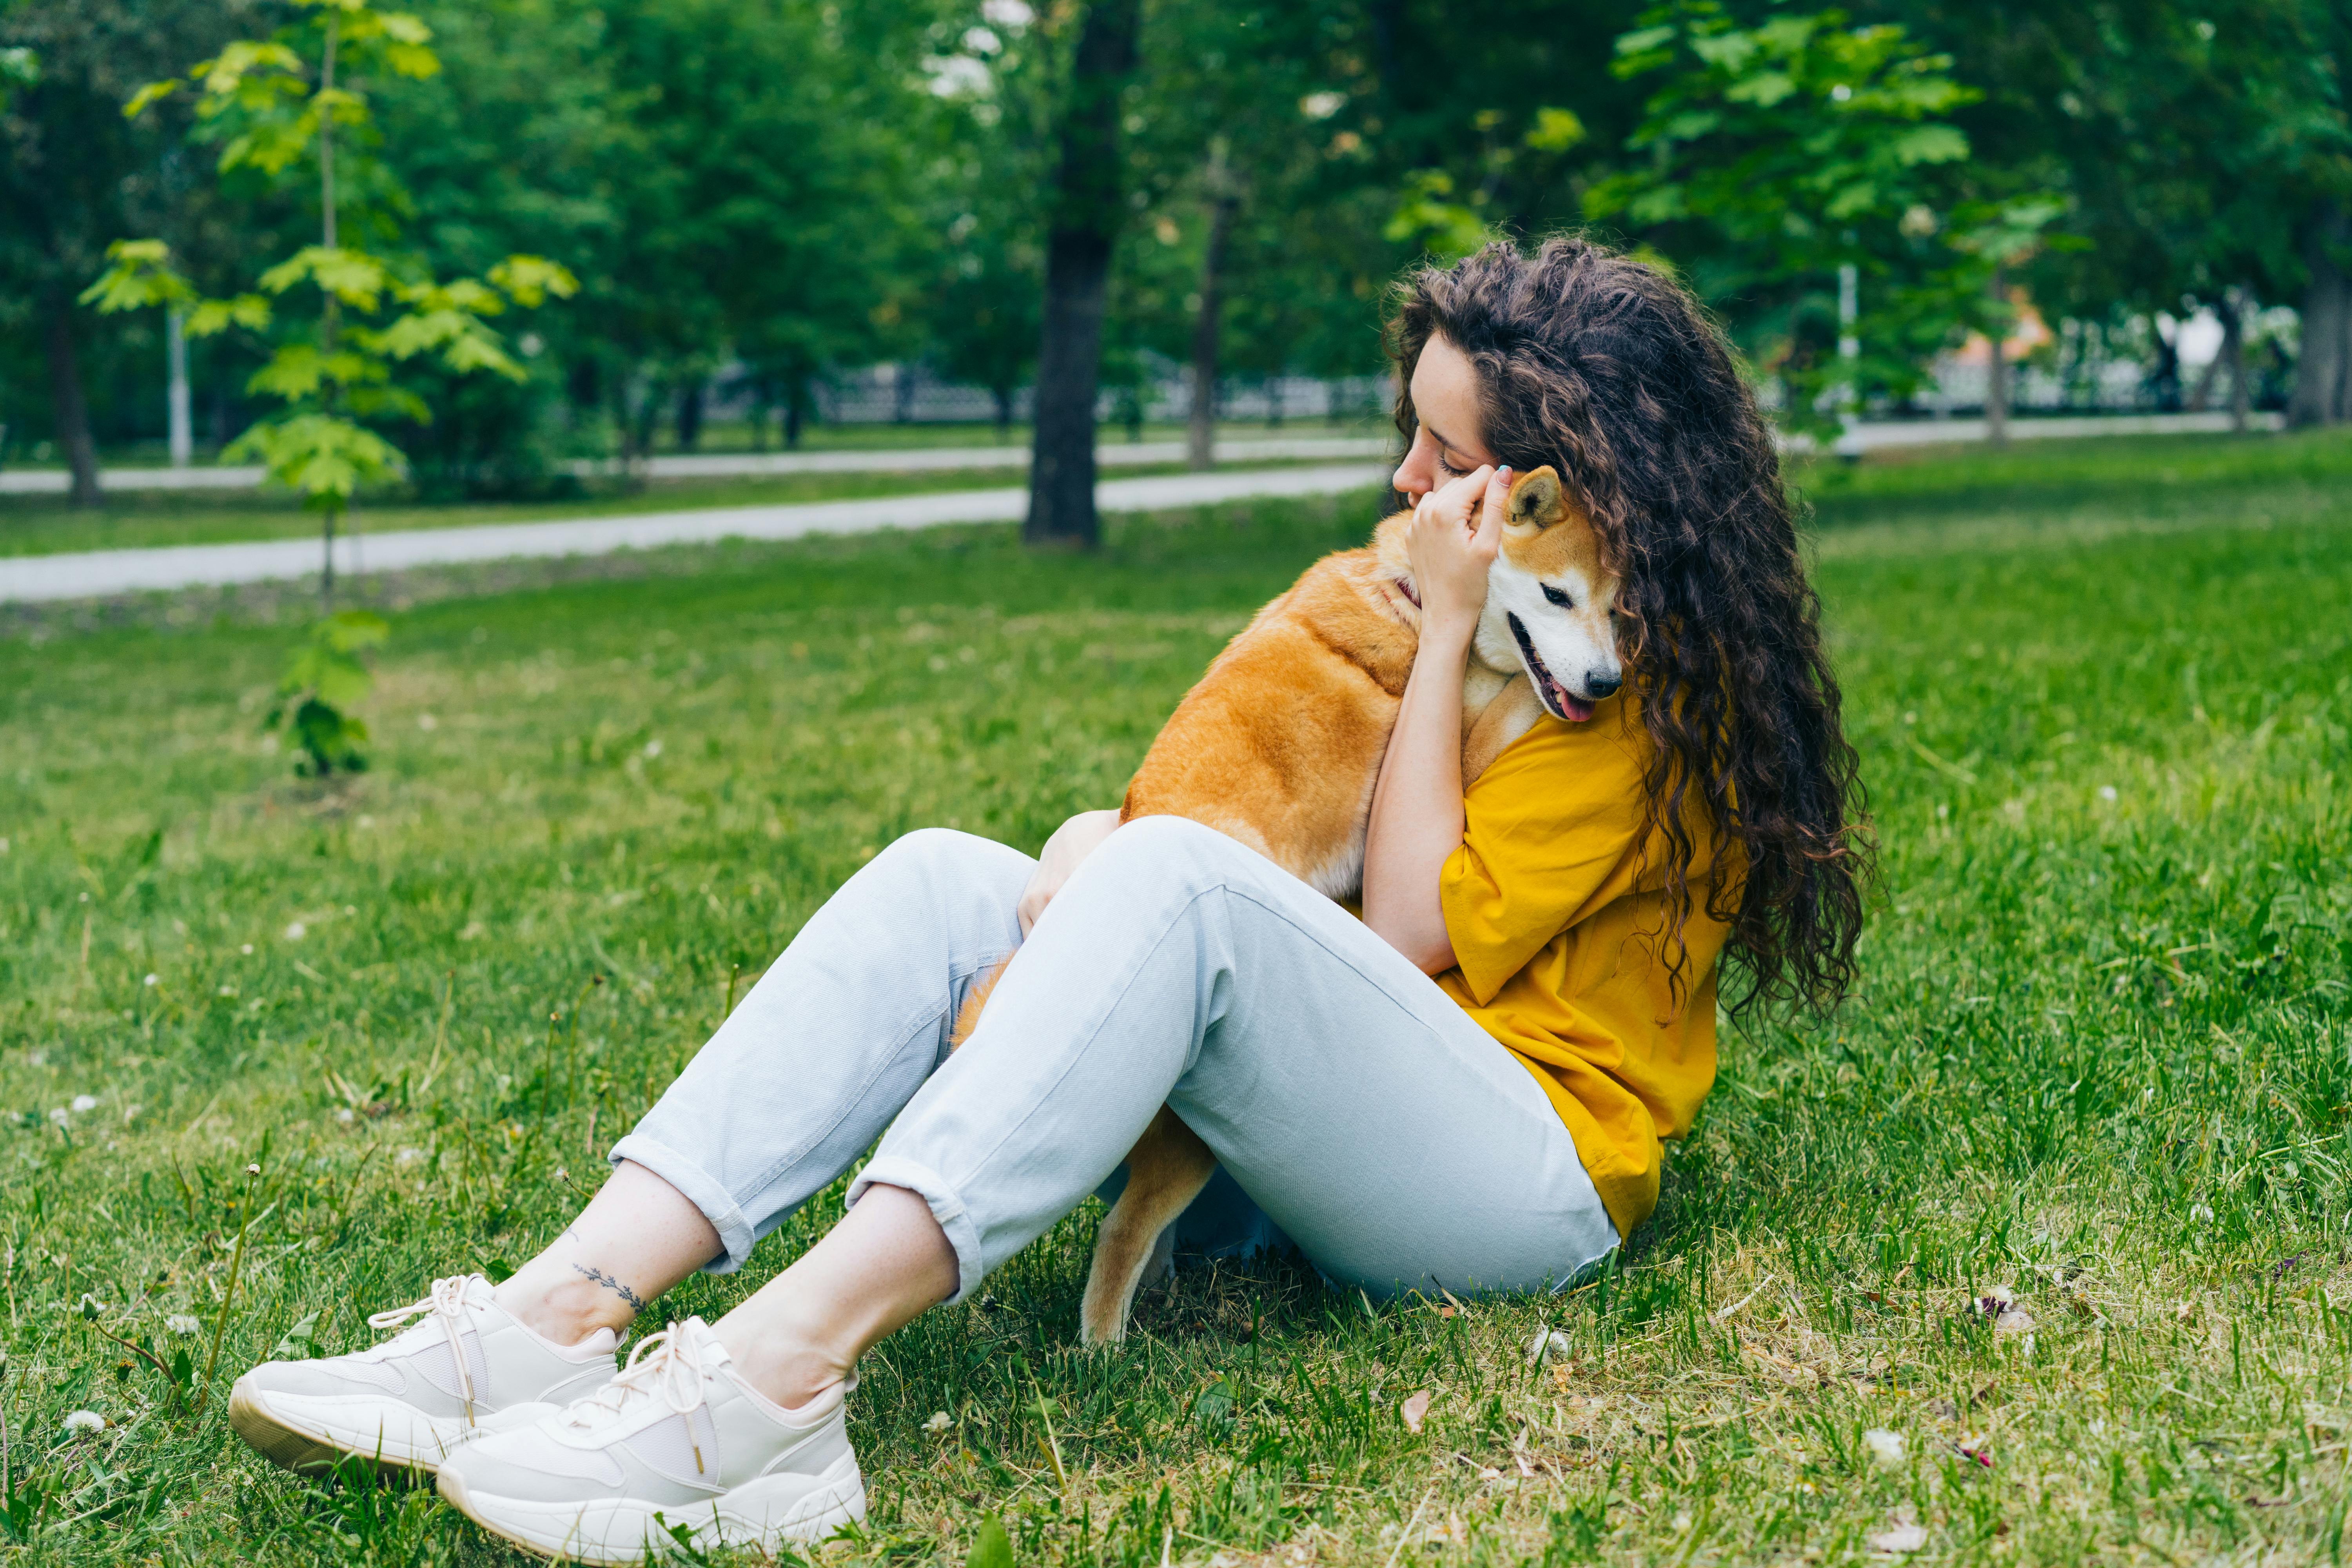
41, 284, 102, 507
677, 378, 704, 451
167, 306, 192, 467
1985, 268, 2009, 448
1187, 164, 1239, 471
2221, 291, 2249, 434
785, 380, 806, 448
2290, 201, 2351, 427
992, 385, 1014, 439
1025, 0, 1142, 548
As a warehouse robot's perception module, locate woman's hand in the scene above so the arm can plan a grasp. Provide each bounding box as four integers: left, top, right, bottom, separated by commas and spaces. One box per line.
1405, 465, 1509, 643
1017, 809, 1122, 935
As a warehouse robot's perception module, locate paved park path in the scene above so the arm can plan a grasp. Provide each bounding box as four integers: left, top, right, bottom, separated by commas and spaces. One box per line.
0, 462, 1389, 604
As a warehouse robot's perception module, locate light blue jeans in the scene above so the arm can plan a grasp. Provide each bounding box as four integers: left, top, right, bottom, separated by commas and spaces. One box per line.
611, 819, 1617, 1305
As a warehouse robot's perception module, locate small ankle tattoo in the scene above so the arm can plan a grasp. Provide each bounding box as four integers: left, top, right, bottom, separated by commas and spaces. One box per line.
571, 1263, 647, 1316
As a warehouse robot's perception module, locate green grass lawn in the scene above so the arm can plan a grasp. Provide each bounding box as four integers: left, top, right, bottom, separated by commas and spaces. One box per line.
0, 429, 2348, 1566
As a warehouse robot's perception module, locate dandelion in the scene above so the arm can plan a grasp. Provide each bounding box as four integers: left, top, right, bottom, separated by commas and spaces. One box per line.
71, 1095, 96, 1113
62, 1410, 105, 1435
167, 1314, 203, 1337
925, 1411, 953, 1432
1863, 1427, 1905, 1466
284, 921, 307, 940
1526, 1328, 1572, 1366
143, 974, 159, 987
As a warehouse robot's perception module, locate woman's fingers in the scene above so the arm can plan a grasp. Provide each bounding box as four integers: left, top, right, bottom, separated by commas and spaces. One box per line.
1472, 465, 1511, 552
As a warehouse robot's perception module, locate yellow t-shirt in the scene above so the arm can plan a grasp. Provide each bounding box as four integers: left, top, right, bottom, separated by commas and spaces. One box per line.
1437, 694, 1733, 1241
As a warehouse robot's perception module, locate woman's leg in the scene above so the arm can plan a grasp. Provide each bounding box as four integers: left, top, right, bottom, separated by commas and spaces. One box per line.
487, 827, 1034, 1344
691, 814, 1616, 1407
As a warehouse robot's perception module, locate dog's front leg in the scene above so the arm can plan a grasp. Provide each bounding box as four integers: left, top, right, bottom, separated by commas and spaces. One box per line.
1080, 1107, 1218, 1343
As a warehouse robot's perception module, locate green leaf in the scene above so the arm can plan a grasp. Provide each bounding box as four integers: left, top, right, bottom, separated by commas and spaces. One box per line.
966, 1515, 1012, 1568
122, 78, 179, 119
1524, 106, 1587, 152
1887, 124, 1969, 166
268, 1311, 321, 1361
1614, 24, 1678, 56
1724, 71, 1795, 107
319, 611, 390, 654
487, 255, 580, 308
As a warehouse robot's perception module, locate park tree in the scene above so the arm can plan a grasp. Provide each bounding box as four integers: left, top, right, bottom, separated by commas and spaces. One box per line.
0, 0, 243, 506
1878, 0, 2351, 427
1584, 2, 2063, 437
83, 0, 575, 770
1026, 0, 1141, 547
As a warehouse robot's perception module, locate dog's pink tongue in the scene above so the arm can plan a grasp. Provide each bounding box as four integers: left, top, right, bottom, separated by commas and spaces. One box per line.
1552, 679, 1595, 724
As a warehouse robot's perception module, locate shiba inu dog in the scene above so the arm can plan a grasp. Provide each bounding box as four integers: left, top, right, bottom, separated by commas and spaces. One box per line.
957, 465, 1622, 1341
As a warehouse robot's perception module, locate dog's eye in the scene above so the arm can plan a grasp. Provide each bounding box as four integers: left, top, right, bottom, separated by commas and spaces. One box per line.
1541, 584, 1574, 608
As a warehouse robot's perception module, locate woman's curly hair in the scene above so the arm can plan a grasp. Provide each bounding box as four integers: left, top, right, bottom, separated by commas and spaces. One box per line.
1390, 235, 1869, 1016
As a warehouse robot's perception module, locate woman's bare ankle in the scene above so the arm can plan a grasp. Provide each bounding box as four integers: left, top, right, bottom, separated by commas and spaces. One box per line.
495, 1252, 644, 1345
715, 1323, 849, 1411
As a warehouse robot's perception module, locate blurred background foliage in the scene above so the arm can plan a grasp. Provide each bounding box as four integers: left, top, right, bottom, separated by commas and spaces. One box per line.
2, 0, 2348, 487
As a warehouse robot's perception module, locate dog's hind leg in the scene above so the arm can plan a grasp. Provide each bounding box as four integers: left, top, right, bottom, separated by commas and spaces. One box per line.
948, 957, 1011, 1049
1080, 1107, 1218, 1344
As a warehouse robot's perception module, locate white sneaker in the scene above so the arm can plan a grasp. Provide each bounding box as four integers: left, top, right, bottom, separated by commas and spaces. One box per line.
435, 1317, 865, 1565
229, 1274, 618, 1474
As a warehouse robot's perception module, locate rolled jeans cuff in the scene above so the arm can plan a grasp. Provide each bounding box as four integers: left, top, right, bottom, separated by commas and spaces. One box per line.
848, 1155, 985, 1306
608, 1132, 757, 1276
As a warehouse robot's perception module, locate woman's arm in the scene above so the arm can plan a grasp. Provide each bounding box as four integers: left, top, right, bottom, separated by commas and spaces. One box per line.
1361, 466, 1509, 973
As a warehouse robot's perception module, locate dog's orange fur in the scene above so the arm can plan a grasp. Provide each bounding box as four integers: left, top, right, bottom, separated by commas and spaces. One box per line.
953, 467, 1606, 1340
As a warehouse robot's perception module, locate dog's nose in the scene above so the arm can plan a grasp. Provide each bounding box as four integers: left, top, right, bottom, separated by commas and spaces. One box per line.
1584, 672, 1622, 700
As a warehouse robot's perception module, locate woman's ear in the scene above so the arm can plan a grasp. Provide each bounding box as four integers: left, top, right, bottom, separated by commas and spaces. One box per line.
1504, 466, 1567, 530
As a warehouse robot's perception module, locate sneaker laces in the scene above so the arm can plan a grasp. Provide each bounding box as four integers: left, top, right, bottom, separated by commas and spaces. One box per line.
365, 1275, 483, 1419
566, 1319, 714, 1472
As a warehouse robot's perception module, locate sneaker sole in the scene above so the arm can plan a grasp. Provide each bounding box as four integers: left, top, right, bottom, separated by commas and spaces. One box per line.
437, 1455, 866, 1564
228, 1379, 474, 1475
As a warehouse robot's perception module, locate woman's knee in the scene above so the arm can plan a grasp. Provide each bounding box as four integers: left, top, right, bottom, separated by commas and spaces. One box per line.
866, 827, 1030, 892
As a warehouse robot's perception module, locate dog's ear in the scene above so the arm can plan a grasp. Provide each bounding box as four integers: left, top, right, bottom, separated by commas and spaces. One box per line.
1504, 466, 1568, 530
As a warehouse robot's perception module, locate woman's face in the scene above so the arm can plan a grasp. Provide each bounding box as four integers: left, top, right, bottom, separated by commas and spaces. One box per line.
1391, 332, 1499, 502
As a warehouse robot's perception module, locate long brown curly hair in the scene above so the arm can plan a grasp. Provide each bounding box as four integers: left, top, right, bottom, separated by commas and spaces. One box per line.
1390, 236, 1868, 1016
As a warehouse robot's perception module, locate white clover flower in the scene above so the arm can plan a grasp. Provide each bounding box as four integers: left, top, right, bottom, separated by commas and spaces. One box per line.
396, 1148, 425, 1167
167, 1314, 203, 1337
71, 1095, 96, 1113
240, 944, 254, 955
642, 739, 663, 759
925, 1411, 953, 1432
143, 973, 159, 987
47, 1108, 68, 1126
284, 921, 307, 940
336, 1108, 356, 1125
2098, 785, 2119, 802
62, 1410, 105, 1435
1863, 1428, 1905, 1466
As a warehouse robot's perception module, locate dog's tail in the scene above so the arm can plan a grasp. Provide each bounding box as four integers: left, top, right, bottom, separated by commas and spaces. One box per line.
948, 957, 1011, 1049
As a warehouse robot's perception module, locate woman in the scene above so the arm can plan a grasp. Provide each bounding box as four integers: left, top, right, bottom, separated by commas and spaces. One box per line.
229, 237, 1866, 1561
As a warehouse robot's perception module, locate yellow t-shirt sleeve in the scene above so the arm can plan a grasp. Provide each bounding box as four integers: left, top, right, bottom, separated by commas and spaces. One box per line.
1439, 711, 1651, 1005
